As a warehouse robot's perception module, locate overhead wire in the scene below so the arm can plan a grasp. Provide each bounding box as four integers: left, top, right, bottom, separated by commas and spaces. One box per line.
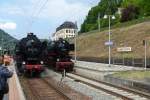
27, 0, 49, 32
16, 0, 45, 34
26, 0, 45, 32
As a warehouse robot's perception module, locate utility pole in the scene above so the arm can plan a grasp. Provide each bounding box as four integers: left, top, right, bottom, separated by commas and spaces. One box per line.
143, 40, 147, 70
74, 21, 78, 63
98, 13, 100, 32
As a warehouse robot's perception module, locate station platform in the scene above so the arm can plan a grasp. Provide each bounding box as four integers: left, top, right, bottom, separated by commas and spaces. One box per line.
74, 60, 149, 72
3, 63, 25, 100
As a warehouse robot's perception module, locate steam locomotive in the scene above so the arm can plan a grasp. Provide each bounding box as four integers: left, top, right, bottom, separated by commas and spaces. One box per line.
45, 38, 74, 71
15, 32, 74, 77
15, 33, 45, 76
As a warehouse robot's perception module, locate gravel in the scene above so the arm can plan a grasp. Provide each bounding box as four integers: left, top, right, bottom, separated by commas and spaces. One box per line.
42, 68, 122, 100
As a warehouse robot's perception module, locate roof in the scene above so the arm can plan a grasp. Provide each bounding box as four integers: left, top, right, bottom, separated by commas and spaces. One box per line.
56, 21, 77, 32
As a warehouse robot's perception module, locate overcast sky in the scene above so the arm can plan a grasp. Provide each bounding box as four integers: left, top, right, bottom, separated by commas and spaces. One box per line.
0, 0, 99, 39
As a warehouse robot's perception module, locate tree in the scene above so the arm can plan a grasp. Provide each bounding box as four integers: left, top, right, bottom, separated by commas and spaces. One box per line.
121, 0, 140, 7
121, 5, 139, 22
139, 0, 150, 16
80, 0, 123, 33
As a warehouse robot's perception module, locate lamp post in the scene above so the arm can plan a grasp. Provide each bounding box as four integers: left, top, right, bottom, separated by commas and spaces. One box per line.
104, 15, 115, 67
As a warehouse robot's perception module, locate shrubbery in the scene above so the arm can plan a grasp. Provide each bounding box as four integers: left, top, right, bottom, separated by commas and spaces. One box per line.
121, 5, 139, 22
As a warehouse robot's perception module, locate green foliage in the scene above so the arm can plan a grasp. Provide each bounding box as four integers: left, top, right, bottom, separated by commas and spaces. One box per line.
80, 0, 150, 34
121, 5, 140, 22
121, 0, 141, 7
121, 0, 150, 21
80, 0, 123, 33
139, 0, 150, 16
0, 29, 17, 55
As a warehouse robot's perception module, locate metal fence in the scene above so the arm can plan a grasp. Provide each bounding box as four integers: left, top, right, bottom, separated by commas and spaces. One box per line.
75, 56, 150, 68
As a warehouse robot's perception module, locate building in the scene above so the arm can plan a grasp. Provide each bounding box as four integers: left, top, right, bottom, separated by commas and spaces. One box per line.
117, 7, 123, 17
52, 21, 77, 40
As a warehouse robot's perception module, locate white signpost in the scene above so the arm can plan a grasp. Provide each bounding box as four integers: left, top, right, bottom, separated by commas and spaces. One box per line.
117, 47, 132, 52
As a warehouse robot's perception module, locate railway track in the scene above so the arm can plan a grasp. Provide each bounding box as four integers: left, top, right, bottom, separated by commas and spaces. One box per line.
67, 73, 150, 100
21, 77, 70, 100
74, 66, 150, 97
20, 75, 91, 100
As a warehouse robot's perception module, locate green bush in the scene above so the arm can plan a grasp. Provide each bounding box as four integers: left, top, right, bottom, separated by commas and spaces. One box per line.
121, 5, 140, 22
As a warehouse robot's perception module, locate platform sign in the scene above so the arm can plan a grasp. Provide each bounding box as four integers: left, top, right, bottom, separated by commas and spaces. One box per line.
117, 47, 132, 52
105, 41, 113, 46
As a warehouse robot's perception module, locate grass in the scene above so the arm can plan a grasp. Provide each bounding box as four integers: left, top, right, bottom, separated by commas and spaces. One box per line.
112, 71, 150, 80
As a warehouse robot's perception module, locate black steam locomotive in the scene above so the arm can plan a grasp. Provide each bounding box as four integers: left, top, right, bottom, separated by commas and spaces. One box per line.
15, 33, 45, 76
15, 32, 74, 76
45, 38, 74, 71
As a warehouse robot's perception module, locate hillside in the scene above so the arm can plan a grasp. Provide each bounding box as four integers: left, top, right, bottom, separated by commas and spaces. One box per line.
77, 21, 150, 58
0, 29, 17, 52
80, 0, 150, 33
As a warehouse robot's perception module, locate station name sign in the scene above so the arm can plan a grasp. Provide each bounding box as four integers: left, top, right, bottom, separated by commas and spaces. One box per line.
117, 47, 132, 52
105, 41, 113, 46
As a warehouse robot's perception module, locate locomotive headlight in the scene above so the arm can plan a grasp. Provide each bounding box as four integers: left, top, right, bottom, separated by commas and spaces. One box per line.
22, 61, 26, 65
57, 59, 60, 61
40, 61, 44, 64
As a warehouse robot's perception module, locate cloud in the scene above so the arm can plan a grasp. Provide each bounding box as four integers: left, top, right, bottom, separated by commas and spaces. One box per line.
0, 0, 91, 24
32, 0, 90, 30
0, 0, 98, 39
40, 0, 90, 20
0, 22, 17, 30
0, 4, 24, 16
0, 0, 91, 29
21, 0, 91, 33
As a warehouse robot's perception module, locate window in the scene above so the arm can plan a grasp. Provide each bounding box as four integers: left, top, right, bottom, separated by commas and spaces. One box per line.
66, 30, 68, 33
